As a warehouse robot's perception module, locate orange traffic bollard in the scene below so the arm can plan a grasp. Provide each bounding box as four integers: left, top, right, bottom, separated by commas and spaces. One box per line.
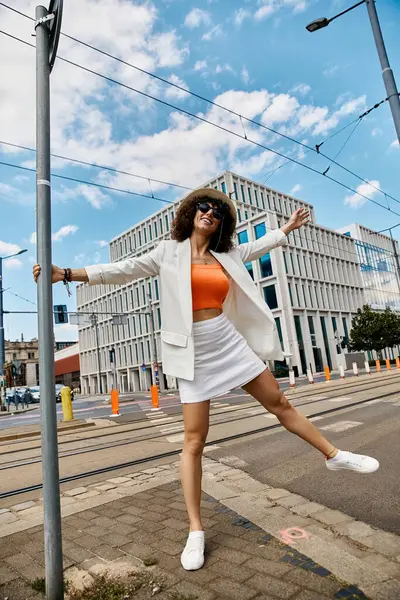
386, 359, 391, 371
396, 357, 400, 369
324, 366, 331, 382
376, 360, 381, 373
110, 389, 120, 417
151, 385, 159, 411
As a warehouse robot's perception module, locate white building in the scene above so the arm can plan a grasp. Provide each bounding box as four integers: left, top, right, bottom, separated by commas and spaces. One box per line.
76, 171, 395, 394
336, 223, 400, 313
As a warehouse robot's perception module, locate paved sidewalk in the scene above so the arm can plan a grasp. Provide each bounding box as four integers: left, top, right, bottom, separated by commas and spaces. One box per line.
0, 457, 399, 599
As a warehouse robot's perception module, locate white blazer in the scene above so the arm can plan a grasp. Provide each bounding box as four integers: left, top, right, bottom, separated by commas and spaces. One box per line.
85, 229, 287, 381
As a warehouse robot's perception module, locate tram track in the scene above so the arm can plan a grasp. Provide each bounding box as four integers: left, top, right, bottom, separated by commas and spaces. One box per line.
0, 384, 398, 500
1, 377, 399, 471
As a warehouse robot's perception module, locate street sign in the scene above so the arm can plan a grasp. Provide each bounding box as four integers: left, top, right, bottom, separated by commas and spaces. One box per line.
112, 315, 128, 326
141, 363, 146, 372
54, 304, 68, 324
48, 0, 63, 71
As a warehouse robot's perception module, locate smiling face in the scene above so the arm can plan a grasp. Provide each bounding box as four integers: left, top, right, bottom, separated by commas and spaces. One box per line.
193, 201, 224, 237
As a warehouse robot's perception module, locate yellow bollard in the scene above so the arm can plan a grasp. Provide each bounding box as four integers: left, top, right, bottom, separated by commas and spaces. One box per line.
386, 359, 391, 371
61, 386, 74, 421
324, 366, 331, 382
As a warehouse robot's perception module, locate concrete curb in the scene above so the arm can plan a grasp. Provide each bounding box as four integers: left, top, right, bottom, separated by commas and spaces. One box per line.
0, 420, 95, 443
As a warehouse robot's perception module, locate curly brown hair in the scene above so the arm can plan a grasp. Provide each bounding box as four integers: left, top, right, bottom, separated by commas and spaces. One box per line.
170, 196, 236, 252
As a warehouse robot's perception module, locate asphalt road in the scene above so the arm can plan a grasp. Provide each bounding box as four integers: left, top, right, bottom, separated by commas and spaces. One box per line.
211, 395, 400, 534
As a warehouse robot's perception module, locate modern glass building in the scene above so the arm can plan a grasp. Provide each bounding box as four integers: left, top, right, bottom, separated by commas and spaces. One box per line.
76, 171, 396, 394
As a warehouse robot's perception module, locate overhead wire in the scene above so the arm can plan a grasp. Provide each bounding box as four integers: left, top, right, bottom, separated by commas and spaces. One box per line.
1, 29, 399, 219
0, 140, 193, 193
0, 2, 399, 206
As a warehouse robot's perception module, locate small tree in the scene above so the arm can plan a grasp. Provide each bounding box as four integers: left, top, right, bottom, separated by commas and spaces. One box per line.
349, 305, 400, 357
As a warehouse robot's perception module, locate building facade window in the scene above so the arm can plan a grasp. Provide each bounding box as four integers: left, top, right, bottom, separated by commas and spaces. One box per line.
237, 230, 253, 278
233, 182, 238, 199
274, 317, 283, 348
221, 181, 226, 194
294, 316, 307, 375
263, 285, 278, 309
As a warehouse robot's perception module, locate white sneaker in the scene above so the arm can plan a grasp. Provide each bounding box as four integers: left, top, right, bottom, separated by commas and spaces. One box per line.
180, 531, 205, 571
326, 450, 379, 473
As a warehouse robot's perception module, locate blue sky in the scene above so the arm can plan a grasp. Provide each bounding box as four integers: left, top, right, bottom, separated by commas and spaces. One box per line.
0, 0, 399, 342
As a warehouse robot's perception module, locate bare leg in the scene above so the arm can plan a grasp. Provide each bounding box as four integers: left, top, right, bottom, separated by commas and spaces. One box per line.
180, 401, 210, 531
243, 369, 337, 458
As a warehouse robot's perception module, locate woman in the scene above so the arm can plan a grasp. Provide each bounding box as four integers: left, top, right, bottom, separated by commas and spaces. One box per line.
33, 187, 379, 571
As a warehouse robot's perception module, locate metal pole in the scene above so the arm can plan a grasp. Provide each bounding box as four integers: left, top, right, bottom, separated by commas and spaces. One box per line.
91, 313, 103, 394
365, 0, 400, 144
35, 5, 63, 598
389, 230, 400, 294
0, 258, 5, 403
146, 297, 157, 388
111, 347, 117, 389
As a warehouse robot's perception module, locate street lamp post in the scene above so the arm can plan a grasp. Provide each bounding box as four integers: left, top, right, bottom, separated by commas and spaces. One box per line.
306, 0, 400, 145
0, 250, 28, 397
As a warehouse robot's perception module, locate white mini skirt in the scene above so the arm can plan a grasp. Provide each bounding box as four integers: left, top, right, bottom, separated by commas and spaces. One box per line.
178, 313, 267, 404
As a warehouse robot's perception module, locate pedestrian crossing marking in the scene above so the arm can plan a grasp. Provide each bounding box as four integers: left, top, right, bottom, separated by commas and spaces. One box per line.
328, 397, 352, 402
320, 420, 362, 432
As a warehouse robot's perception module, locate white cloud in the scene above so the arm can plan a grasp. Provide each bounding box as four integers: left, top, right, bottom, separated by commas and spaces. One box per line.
390, 139, 399, 150
261, 94, 300, 126
234, 8, 251, 26
215, 64, 235, 75
323, 65, 339, 77
371, 127, 383, 137
0, 240, 21, 256
194, 59, 208, 71
165, 74, 190, 100
184, 8, 211, 28
241, 67, 250, 85
52, 225, 79, 242
291, 83, 311, 96
97, 240, 109, 248
344, 180, 380, 209
202, 24, 223, 41
4, 258, 22, 270
30, 232, 37, 245
254, 4, 276, 21
290, 184, 302, 196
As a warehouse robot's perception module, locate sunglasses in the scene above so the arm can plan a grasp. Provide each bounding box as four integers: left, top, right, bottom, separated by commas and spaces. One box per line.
197, 202, 226, 221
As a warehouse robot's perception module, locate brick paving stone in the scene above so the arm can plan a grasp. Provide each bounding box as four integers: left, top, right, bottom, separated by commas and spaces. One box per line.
81, 525, 113, 539
361, 531, 400, 557
123, 527, 157, 545
90, 515, 116, 529
64, 486, 87, 496
168, 500, 187, 511
276, 494, 306, 508
211, 521, 248, 537
63, 544, 96, 564
208, 558, 256, 583
242, 556, 292, 577
162, 517, 189, 531
116, 513, 143, 525
138, 511, 168, 524
212, 533, 258, 553
0, 578, 44, 600
0, 563, 19, 584
211, 544, 252, 564
62, 526, 83, 541
148, 537, 182, 556
314, 509, 354, 526
247, 573, 300, 599
334, 520, 376, 539
161, 526, 189, 543
208, 577, 258, 600
168, 580, 217, 600
92, 482, 117, 491
4, 553, 44, 580
284, 568, 342, 595
145, 503, 169, 514
99, 532, 131, 547
293, 591, 333, 600
107, 476, 132, 484
146, 550, 181, 573
92, 543, 125, 561
291, 502, 326, 517
0, 511, 18, 525
73, 534, 102, 550
123, 505, 146, 517
95, 506, 122, 518
76, 509, 98, 520
120, 541, 156, 560
0, 508, 10, 515
107, 521, 137, 536
366, 578, 400, 600
64, 515, 91, 530
10, 500, 36, 512
264, 488, 292, 500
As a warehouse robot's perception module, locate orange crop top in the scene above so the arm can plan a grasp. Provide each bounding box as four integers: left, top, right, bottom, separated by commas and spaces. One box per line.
191, 264, 230, 312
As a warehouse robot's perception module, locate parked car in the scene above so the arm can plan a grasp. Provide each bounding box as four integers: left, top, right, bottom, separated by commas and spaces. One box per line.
30, 386, 41, 403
